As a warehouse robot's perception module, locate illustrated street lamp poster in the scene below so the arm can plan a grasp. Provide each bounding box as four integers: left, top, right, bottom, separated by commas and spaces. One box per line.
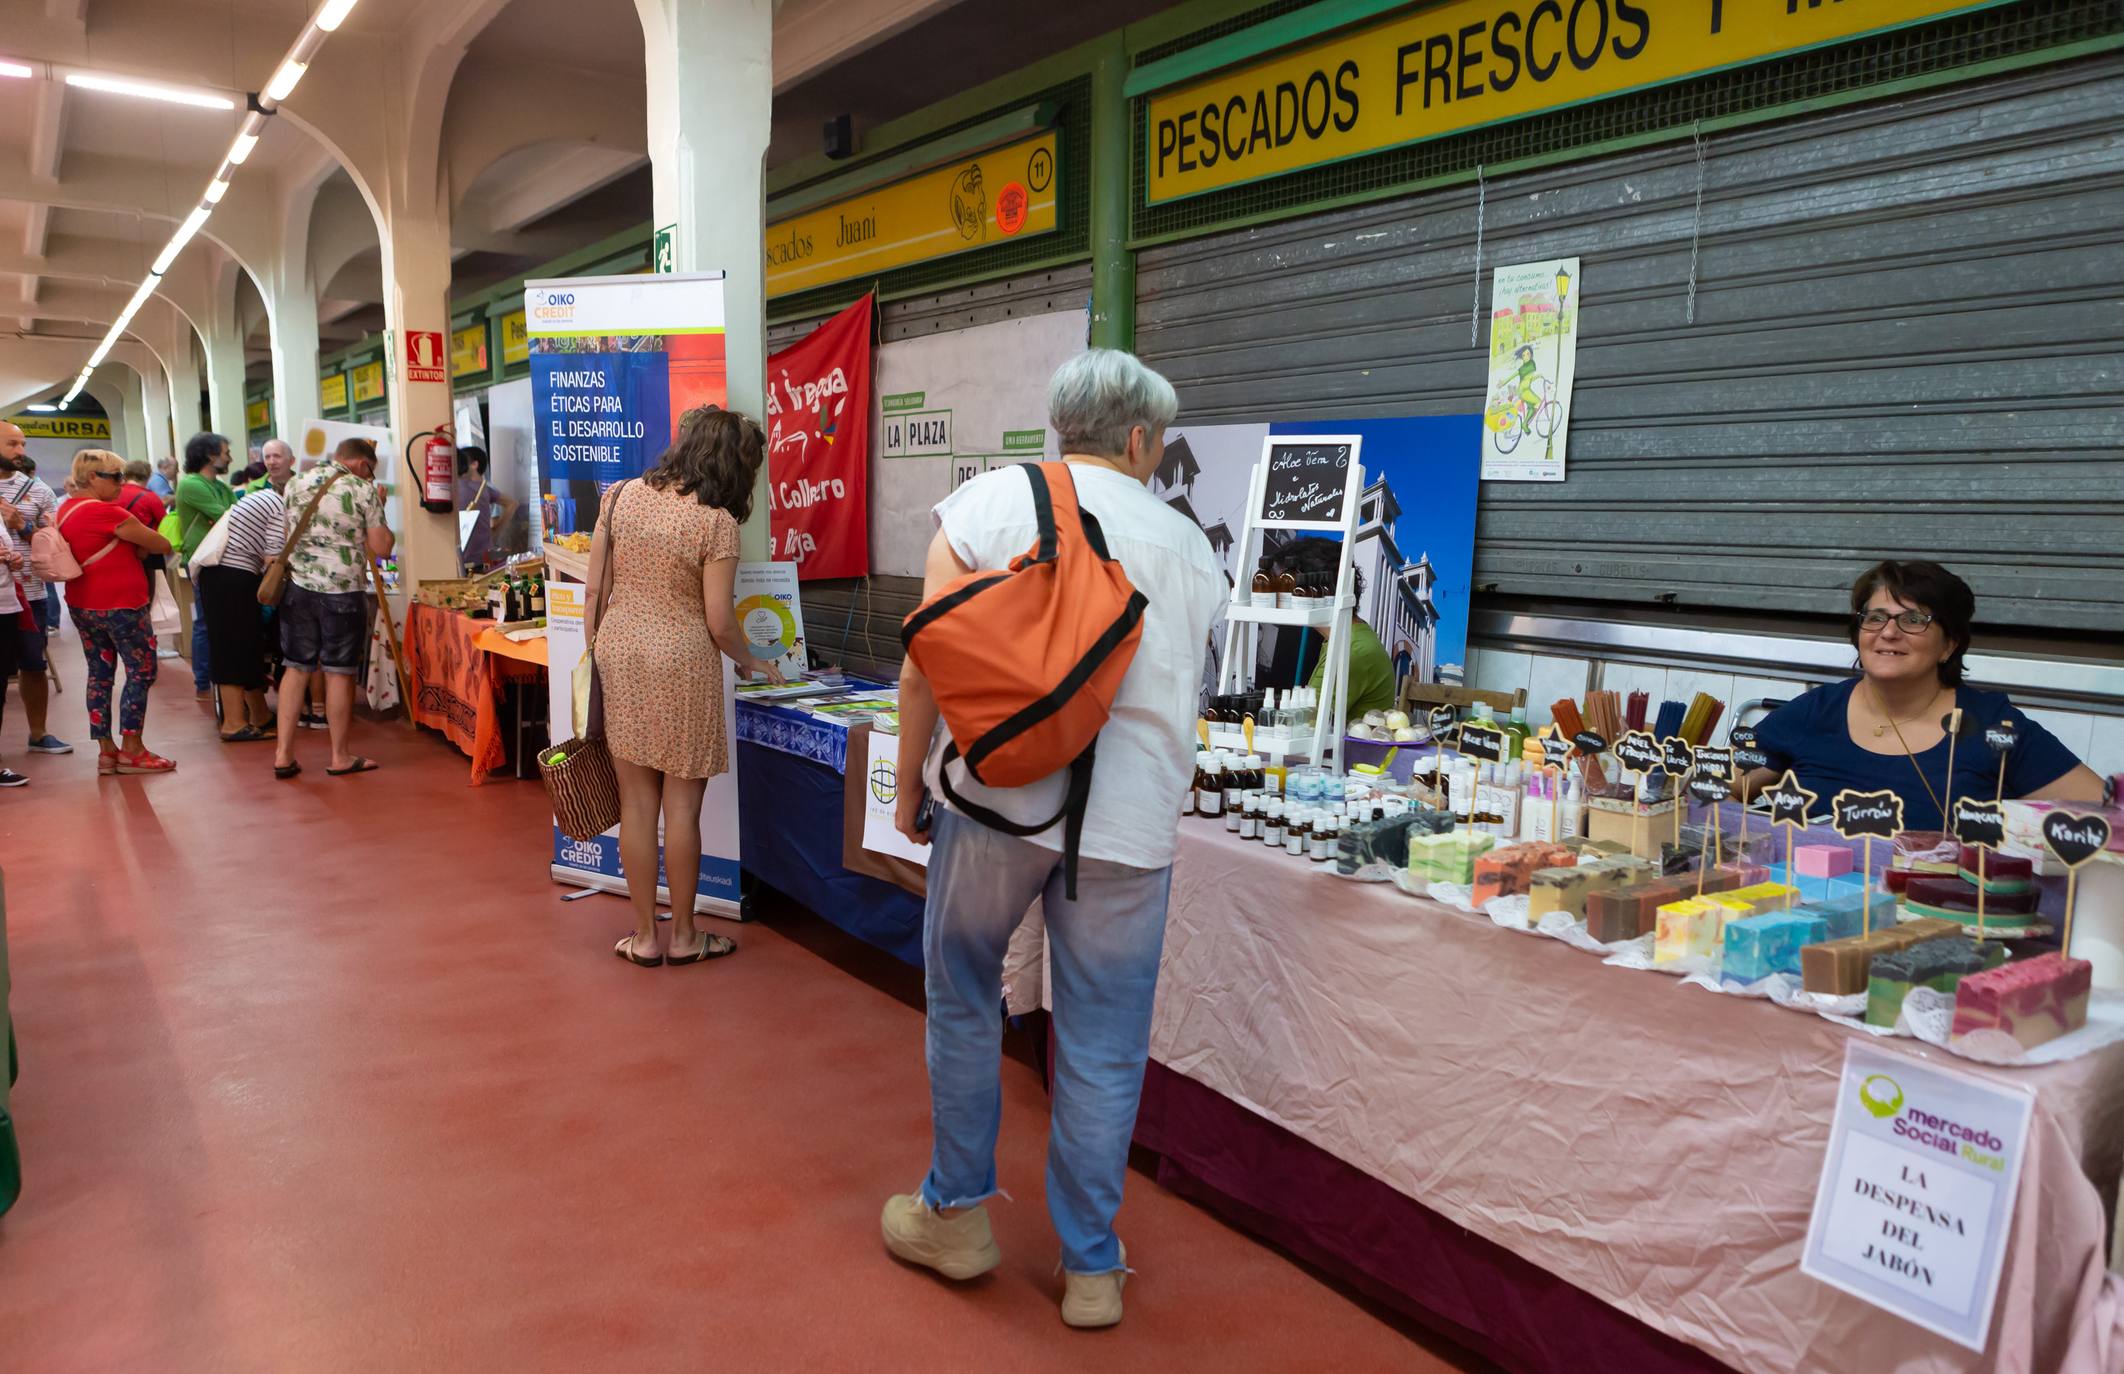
1480, 257, 1581, 483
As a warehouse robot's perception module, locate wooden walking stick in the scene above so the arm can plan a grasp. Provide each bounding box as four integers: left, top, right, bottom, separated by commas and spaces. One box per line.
367, 558, 416, 728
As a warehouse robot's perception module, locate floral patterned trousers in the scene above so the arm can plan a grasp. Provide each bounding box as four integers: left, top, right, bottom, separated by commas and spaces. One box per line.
72, 605, 158, 740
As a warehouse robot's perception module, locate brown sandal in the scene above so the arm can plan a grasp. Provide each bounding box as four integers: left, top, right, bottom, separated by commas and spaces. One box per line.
666, 932, 737, 965
613, 934, 663, 968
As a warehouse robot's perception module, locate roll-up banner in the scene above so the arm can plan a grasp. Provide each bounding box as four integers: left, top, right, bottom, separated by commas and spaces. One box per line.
530, 272, 742, 914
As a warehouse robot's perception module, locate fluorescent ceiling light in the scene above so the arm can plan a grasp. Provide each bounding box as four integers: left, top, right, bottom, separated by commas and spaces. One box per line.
65, 71, 236, 110
228, 132, 260, 164
151, 207, 210, 274
87, 340, 113, 369
316, 0, 361, 31
0, 60, 33, 79
205, 178, 230, 204
263, 59, 305, 102
25, 403, 57, 412
121, 277, 159, 318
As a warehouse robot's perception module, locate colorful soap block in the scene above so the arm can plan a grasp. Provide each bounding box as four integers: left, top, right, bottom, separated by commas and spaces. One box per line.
1586, 880, 1685, 943
1801, 921, 1959, 995
1794, 844, 1854, 879
1655, 898, 1724, 964
1902, 874, 2038, 924
1803, 889, 1885, 941
1408, 830, 1497, 885
1472, 843, 1578, 905
1950, 953, 2093, 1048
1891, 830, 1959, 875
1730, 881, 1800, 915
1954, 845, 2034, 896
1723, 912, 1830, 985
1793, 871, 1874, 906
1865, 937, 1989, 1028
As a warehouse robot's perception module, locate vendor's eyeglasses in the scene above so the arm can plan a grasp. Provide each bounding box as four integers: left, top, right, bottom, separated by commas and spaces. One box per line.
93, 469, 123, 481
1858, 609, 1936, 633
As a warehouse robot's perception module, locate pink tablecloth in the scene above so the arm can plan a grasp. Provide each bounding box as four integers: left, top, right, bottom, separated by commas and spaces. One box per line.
1152, 825, 2124, 1373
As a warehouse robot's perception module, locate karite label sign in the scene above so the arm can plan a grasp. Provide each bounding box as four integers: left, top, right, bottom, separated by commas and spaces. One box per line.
764, 130, 1058, 298
405, 330, 448, 384
1143, 0, 2013, 204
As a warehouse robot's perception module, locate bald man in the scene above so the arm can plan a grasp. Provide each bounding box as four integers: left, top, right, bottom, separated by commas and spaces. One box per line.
0, 422, 68, 754
246, 438, 295, 495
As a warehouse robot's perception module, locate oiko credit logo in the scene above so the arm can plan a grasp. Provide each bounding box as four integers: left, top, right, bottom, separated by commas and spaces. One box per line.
532, 290, 577, 323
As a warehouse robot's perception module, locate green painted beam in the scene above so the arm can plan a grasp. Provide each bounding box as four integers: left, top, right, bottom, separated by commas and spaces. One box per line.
1124, 0, 1408, 97
1088, 36, 1135, 351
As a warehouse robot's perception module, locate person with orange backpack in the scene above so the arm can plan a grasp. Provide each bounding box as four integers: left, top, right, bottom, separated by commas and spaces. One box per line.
879, 349, 1226, 1329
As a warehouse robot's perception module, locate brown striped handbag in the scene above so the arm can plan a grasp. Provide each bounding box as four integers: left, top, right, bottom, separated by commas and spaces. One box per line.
538, 483, 625, 840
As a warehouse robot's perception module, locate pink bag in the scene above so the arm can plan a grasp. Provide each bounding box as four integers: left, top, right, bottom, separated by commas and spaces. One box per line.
30, 503, 116, 584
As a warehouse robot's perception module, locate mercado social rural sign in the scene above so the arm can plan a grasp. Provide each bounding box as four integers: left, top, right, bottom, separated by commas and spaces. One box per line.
1801, 1042, 2032, 1352
1143, 0, 2013, 203
765, 130, 1058, 297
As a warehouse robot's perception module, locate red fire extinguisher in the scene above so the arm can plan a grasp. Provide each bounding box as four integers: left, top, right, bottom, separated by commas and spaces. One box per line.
405, 426, 456, 514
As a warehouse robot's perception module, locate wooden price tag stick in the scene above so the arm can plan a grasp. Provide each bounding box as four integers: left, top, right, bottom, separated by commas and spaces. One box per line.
1983, 718, 2018, 805
1952, 798, 2006, 949
1662, 735, 1696, 858
1939, 706, 1972, 829
1833, 789, 1905, 937
1615, 731, 1663, 866
1763, 770, 1818, 892
2042, 810, 2112, 957
1688, 769, 1735, 895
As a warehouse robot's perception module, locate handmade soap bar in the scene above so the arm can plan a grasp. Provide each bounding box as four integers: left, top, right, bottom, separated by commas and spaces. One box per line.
1950, 953, 2093, 1048
1472, 842, 1577, 905
1526, 857, 1650, 919
1655, 898, 1724, 964
1723, 912, 1830, 985
1408, 830, 1496, 885
1711, 862, 1769, 891
1586, 880, 1685, 943
1955, 844, 2034, 896
1802, 934, 1893, 995
1902, 874, 2038, 922
1730, 881, 1800, 915
1891, 830, 1959, 875
1794, 844, 1855, 879
1794, 871, 1874, 906
1865, 937, 1989, 1028
1804, 889, 1884, 941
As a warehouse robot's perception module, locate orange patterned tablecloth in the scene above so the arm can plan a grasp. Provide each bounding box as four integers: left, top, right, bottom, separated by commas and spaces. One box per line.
404, 604, 543, 783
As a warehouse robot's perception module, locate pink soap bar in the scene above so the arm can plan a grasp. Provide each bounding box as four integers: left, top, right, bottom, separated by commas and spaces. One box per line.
1950, 953, 2093, 1048
1794, 844, 1853, 879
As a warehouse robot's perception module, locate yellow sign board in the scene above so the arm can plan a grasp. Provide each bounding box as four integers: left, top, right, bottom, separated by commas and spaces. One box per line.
320, 372, 348, 411
500, 310, 529, 366
451, 323, 490, 379
6, 415, 110, 440
1145, 0, 2009, 203
766, 130, 1059, 297
246, 397, 271, 432
351, 360, 385, 406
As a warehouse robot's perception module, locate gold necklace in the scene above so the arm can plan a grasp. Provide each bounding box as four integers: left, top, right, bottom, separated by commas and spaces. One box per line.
1865, 683, 1940, 737
1867, 680, 1946, 822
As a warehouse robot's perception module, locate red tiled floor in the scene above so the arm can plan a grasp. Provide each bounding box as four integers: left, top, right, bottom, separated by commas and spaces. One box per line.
0, 633, 1477, 1372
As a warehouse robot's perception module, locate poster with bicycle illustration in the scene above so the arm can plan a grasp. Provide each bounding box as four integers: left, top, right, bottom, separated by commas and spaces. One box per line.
1480, 257, 1581, 483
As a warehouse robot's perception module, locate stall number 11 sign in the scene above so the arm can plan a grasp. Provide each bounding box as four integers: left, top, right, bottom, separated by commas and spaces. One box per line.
1801, 1042, 2032, 1351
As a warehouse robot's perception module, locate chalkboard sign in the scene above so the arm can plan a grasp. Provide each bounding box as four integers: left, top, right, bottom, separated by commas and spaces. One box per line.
1428, 705, 1457, 735
1950, 798, 2006, 851
1459, 724, 1505, 763
1764, 770, 1818, 830
1572, 730, 1607, 755
1688, 773, 1734, 804
1733, 743, 1771, 773
1832, 789, 1904, 840
1693, 745, 1734, 777
1982, 720, 2018, 756
2041, 811, 2111, 869
1615, 730, 1662, 774
1661, 736, 1695, 777
1541, 735, 1573, 769
1259, 438, 1356, 525
1729, 726, 1758, 747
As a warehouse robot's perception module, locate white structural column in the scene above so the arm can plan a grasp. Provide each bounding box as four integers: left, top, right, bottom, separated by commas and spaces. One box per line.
168, 342, 204, 444
112, 366, 150, 465
377, 214, 459, 583
639, 0, 773, 559
267, 258, 323, 437
204, 323, 248, 444
139, 365, 173, 464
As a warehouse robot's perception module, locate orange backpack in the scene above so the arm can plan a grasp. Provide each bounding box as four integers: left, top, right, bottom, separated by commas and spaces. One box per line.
901, 463, 1148, 897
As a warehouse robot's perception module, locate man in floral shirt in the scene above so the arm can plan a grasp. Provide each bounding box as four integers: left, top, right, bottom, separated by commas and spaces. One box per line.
273, 437, 393, 779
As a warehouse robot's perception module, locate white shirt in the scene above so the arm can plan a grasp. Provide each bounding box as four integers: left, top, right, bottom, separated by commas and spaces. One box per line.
924, 461, 1226, 871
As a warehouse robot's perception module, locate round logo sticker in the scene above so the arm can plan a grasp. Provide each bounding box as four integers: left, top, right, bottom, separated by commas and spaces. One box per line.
995, 182, 1029, 236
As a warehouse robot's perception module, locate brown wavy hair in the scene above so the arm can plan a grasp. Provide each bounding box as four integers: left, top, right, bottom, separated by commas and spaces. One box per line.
645, 405, 764, 523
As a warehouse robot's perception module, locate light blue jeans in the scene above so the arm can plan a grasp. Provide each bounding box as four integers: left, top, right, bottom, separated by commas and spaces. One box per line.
919, 808, 1172, 1275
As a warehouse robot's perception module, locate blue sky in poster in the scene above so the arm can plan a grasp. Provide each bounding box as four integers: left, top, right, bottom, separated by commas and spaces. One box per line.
532, 349, 671, 482
1271, 415, 1481, 679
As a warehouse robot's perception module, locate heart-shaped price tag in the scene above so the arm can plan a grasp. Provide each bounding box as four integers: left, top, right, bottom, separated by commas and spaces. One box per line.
1832, 788, 1904, 840
1764, 770, 1818, 831
2039, 810, 2110, 869
1428, 705, 1457, 735
1950, 798, 2006, 851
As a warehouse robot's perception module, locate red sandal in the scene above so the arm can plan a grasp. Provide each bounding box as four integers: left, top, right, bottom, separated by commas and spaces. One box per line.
113, 748, 176, 775
97, 751, 118, 776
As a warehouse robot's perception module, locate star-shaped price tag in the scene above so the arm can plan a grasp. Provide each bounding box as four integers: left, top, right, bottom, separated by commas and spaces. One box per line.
1763, 770, 1817, 832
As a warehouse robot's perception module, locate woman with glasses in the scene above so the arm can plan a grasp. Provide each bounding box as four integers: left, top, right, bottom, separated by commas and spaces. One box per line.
1742, 560, 2101, 830
54, 450, 176, 775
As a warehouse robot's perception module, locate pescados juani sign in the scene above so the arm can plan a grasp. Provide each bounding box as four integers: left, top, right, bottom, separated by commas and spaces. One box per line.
1142, 0, 2012, 204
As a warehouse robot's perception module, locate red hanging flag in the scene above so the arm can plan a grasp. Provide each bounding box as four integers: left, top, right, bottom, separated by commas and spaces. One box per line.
766, 295, 872, 579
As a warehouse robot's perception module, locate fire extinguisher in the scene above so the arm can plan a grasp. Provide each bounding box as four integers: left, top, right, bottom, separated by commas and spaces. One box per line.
405, 427, 456, 514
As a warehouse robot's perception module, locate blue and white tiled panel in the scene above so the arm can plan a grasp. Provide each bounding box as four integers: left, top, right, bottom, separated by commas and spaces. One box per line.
1463, 647, 2124, 775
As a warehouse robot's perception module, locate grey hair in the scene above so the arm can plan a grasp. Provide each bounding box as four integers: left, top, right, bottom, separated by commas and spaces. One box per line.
1048, 349, 1179, 459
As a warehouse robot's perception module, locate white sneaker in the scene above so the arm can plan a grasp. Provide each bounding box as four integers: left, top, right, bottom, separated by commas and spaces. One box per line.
1061, 1241, 1127, 1329
880, 1192, 1001, 1280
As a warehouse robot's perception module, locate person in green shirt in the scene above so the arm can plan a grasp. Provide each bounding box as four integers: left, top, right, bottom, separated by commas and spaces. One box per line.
175, 432, 237, 695
1276, 539, 1400, 718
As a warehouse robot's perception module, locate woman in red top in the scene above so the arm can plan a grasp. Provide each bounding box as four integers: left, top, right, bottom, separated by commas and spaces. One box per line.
55, 450, 174, 774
